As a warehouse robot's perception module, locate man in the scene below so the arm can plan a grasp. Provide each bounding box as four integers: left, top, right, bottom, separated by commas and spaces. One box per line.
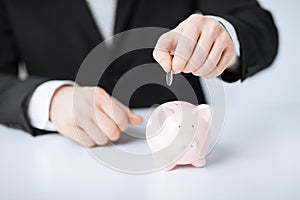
0, 0, 278, 147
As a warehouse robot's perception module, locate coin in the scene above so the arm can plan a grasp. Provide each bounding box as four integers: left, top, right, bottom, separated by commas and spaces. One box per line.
166, 71, 173, 86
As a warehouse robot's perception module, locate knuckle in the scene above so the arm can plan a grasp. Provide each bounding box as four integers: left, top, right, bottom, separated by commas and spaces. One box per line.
95, 134, 108, 145
108, 134, 119, 142
158, 32, 170, 44
118, 114, 129, 130
216, 69, 222, 76
152, 49, 165, 63
220, 31, 231, 44
95, 87, 108, 99
207, 21, 221, 35
209, 19, 220, 29
98, 93, 112, 108
172, 58, 185, 72
228, 47, 235, 58
110, 132, 121, 141
208, 56, 218, 67
107, 125, 121, 139
187, 59, 199, 71
175, 21, 185, 31
195, 48, 207, 62
204, 75, 213, 79
84, 141, 96, 148
77, 135, 96, 147
75, 108, 88, 120
81, 96, 91, 107
220, 64, 227, 73
180, 42, 194, 55
221, 30, 229, 39
97, 139, 108, 146
208, 59, 217, 69
227, 43, 235, 54
192, 70, 201, 76
183, 63, 195, 73
152, 49, 159, 59
189, 14, 203, 22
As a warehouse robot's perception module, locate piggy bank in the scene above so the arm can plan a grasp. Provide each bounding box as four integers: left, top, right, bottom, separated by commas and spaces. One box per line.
146, 101, 211, 170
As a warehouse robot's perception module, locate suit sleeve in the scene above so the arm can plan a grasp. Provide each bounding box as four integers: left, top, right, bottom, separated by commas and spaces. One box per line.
197, 0, 279, 82
0, 0, 49, 135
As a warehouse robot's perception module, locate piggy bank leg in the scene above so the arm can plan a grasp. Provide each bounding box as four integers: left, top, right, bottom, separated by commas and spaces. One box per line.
191, 158, 206, 168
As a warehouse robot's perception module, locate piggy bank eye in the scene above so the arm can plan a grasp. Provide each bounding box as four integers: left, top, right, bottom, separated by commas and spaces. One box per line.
190, 144, 194, 148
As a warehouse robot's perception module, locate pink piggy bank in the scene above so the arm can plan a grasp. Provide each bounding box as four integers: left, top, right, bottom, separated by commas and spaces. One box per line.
146, 101, 211, 170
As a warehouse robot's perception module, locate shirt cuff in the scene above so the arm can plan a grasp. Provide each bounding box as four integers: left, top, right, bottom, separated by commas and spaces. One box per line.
27, 80, 75, 131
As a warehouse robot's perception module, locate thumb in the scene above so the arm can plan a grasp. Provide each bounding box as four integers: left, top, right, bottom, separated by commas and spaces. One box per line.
153, 31, 178, 72
153, 49, 172, 72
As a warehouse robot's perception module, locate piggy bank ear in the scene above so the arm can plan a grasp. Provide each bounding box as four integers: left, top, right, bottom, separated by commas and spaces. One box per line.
158, 107, 174, 125
194, 104, 211, 122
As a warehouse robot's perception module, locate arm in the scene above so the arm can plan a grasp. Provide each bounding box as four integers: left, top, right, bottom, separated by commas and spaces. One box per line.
0, 0, 48, 135
153, 0, 278, 83
0, 0, 142, 146
199, 0, 279, 82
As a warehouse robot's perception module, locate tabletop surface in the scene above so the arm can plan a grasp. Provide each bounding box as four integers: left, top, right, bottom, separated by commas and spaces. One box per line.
0, 102, 299, 200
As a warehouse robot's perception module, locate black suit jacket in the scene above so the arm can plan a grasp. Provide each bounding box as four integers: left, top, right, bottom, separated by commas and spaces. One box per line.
0, 0, 278, 135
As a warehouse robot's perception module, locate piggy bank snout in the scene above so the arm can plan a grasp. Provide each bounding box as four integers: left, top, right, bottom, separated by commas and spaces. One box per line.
146, 106, 177, 139
158, 107, 175, 125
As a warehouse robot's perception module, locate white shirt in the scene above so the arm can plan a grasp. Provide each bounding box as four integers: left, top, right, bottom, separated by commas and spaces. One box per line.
28, 0, 240, 131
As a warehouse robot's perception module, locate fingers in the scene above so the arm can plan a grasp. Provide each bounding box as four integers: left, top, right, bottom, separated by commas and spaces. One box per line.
190, 23, 221, 73
94, 107, 121, 141
94, 88, 125, 129
80, 119, 108, 146
172, 23, 200, 74
192, 35, 226, 76
94, 87, 143, 131
71, 87, 144, 147
54, 85, 143, 148
112, 97, 143, 125
183, 43, 207, 73
201, 31, 235, 78
204, 48, 235, 79
74, 127, 96, 147
177, 18, 220, 74
153, 31, 178, 72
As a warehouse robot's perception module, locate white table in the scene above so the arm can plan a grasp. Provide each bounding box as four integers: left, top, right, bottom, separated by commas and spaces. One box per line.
1, 103, 299, 200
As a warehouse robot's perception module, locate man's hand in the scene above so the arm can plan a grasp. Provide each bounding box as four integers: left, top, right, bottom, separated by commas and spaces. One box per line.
49, 86, 143, 147
153, 14, 235, 78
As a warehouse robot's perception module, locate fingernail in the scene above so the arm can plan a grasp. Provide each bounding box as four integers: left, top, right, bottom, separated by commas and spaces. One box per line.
133, 115, 143, 124
130, 111, 139, 119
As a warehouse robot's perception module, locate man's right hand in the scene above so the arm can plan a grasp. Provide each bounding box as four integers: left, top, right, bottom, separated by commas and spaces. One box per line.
49, 86, 143, 147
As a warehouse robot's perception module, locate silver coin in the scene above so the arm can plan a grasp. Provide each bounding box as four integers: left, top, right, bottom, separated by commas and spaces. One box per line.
166, 71, 173, 86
